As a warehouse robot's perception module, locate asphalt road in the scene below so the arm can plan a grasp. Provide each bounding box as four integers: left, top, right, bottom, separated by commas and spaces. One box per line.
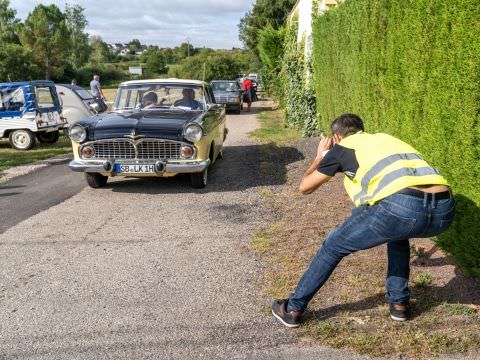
0, 102, 373, 360
0, 160, 86, 234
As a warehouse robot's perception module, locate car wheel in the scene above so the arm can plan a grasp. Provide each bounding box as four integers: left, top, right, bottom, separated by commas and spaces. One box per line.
190, 168, 208, 189
37, 130, 60, 144
235, 106, 241, 114
85, 173, 108, 188
240, 103, 244, 110
9, 129, 36, 150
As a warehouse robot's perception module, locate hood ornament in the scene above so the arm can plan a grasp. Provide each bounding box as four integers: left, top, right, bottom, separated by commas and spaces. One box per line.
124, 129, 145, 140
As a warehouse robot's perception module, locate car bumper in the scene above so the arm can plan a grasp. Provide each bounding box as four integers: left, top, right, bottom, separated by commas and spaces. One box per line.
68, 159, 210, 175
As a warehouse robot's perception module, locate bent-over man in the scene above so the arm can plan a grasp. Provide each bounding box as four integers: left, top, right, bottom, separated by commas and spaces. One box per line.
272, 113, 455, 328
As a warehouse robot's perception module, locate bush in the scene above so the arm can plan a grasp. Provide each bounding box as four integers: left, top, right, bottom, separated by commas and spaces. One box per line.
74, 64, 126, 86
312, 0, 480, 276
168, 50, 258, 82
280, 20, 318, 136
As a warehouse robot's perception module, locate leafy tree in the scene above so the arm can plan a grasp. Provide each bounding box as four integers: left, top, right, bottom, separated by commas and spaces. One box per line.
65, 3, 89, 69
20, 4, 70, 80
0, 0, 20, 44
168, 50, 254, 82
128, 39, 142, 54
89, 35, 112, 65
0, 43, 39, 81
174, 42, 196, 61
257, 24, 286, 96
238, 0, 296, 54
141, 48, 168, 76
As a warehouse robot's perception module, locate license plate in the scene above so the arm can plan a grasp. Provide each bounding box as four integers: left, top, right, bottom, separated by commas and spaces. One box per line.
114, 164, 156, 174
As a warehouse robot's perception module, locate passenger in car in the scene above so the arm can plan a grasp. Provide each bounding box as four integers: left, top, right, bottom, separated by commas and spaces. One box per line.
142, 92, 158, 109
174, 88, 203, 110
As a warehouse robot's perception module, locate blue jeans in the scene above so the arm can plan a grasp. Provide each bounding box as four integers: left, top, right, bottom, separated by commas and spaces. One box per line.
287, 191, 455, 312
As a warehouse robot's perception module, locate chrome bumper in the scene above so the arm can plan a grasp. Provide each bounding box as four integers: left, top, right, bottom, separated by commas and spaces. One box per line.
68, 159, 210, 174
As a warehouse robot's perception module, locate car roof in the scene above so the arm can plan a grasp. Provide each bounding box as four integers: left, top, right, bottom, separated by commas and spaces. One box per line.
120, 78, 208, 86
0, 80, 55, 87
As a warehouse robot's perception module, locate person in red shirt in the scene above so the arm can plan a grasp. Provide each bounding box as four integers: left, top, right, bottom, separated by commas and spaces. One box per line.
243, 78, 253, 112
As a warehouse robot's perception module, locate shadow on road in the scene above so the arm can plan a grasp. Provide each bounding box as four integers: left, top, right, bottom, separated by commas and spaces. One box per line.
108, 143, 304, 194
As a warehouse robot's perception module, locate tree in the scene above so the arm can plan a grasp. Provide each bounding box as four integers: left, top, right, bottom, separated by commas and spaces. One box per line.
65, 3, 89, 69
257, 25, 286, 95
238, 0, 296, 54
141, 48, 168, 76
20, 4, 70, 80
0, 43, 39, 81
89, 35, 112, 65
128, 38, 142, 54
174, 42, 196, 61
168, 50, 251, 82
0, 0, 20, 44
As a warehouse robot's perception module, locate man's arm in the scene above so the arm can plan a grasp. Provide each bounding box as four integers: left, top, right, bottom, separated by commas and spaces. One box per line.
299, 137, 333, 195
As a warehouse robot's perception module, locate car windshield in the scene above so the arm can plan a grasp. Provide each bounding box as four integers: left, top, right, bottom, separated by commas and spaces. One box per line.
75, 89, 94, 100
212, 82, 238, 92
113, 84, 206, 111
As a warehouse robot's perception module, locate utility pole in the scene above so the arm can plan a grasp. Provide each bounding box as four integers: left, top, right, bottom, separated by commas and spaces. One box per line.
186, 37, 190, 58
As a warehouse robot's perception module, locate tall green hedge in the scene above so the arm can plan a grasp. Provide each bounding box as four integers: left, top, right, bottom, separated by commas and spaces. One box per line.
312, 0, 480, 276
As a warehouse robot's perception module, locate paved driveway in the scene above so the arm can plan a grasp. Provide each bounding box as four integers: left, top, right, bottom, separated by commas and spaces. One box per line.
0, 102, 370, 360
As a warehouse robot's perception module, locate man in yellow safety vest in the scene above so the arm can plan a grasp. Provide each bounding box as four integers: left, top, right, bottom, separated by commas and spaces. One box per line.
272, 113, 455, 328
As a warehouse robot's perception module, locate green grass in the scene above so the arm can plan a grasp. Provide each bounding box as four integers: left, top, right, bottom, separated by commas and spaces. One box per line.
248, 109, 301, 144
0, 136, 72, 173
414, 272, 433, 287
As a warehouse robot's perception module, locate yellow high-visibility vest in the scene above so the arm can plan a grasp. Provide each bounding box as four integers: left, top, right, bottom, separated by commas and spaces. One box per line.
339, 132, 449, 206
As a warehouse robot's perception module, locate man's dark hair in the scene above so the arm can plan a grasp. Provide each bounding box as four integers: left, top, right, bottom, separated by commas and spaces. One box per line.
331, 113, 364, 137
143, 92, 158, 103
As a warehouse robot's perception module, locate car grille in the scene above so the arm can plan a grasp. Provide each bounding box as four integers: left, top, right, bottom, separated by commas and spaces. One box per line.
90, 139, 183, 160
215, 95, 229, 104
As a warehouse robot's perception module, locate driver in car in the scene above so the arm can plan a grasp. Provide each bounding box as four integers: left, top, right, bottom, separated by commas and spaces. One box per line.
142, 92, 158, 109
174, 88, 203, 110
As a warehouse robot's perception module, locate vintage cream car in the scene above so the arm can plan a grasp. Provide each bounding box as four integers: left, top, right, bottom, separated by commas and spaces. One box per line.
68, 79, 227, 189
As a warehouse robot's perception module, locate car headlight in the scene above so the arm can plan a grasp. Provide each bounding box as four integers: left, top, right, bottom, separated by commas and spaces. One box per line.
183, 124, 203, 143
69, 125, 87, 143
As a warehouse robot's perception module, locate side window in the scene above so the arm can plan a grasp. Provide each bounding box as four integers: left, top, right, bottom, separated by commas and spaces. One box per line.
35, 87, 56, 108
207, 87, 216, 104
0, 88, 25, 112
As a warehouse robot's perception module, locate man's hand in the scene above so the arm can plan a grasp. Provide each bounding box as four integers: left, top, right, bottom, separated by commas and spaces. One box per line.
299, 137, 333, 194
316, 136, 333, 160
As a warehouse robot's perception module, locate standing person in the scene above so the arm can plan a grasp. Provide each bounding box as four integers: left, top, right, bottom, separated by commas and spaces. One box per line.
71, 79, 77, 86
243, 77, 253, 112
90, 75, 105, 101
272, 113, 455, 328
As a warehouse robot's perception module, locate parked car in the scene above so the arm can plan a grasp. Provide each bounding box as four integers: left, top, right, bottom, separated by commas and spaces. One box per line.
56, 84, 107, 126
211, 80, 243, 114
68, 79, 227, 189
0, 80, 66, 150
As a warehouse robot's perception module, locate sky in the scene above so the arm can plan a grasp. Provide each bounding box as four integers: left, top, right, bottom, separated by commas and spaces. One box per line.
10, 0, 255, 49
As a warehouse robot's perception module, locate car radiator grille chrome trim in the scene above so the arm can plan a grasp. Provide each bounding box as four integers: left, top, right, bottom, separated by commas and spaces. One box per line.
83, 139, 192, 160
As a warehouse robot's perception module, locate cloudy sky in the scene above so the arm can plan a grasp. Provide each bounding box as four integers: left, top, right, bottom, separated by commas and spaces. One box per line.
10, 0, 255, 49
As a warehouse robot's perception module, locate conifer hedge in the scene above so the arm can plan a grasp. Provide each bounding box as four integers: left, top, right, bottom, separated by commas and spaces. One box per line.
311, 0, 480, 277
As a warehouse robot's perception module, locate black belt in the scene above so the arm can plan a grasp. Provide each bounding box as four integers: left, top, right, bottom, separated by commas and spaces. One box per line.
397, 188, 451, 200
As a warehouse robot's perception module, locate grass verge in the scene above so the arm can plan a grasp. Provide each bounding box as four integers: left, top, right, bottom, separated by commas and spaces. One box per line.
248, 109, 301, 144
249, 107, 480, 358
0, 136, 71, 173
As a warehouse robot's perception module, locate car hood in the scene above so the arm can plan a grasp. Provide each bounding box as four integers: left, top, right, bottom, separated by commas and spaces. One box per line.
78, 110, 203, 141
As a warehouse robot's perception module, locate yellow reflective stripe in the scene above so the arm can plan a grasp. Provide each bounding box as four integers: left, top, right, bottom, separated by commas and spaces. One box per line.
355, 167, 440, 205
